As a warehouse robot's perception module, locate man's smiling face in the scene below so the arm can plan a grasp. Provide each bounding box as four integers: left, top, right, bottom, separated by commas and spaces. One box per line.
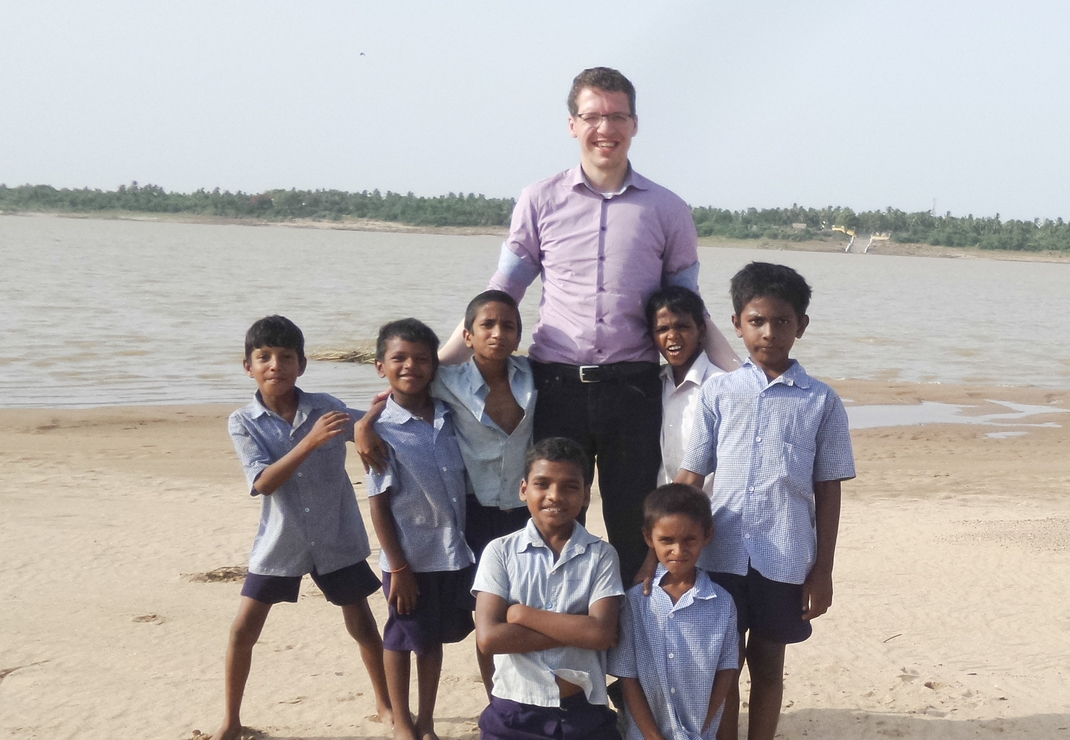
568, 87, 637, 181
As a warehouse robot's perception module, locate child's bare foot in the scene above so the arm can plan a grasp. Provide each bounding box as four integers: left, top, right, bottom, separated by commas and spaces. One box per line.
202, 720, 244, 740
416, 721, 439, 740
375, 702, 394, 727
391, 724, 419, 740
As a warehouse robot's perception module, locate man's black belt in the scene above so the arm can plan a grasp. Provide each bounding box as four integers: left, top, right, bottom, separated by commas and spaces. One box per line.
537, 361, 658, 384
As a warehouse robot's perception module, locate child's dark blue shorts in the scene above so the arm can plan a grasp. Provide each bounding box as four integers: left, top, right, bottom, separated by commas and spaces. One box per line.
709, 564, 813, 644
241, 560, 381, 606
381, 565, 476, 655
465, 495, 531, 560
479, 693, 622, 740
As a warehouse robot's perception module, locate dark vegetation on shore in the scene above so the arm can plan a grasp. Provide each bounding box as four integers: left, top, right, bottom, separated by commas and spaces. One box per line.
3, 182, 1068, 252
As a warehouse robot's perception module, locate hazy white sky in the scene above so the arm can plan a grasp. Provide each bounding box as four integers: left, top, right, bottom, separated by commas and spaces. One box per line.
2, 1, 1068, 220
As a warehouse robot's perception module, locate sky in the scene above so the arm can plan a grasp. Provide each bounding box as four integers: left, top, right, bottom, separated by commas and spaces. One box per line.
2, 1, 1068, 221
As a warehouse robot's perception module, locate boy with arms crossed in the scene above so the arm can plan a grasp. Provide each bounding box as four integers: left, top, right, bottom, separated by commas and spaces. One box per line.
210, 315, 390, 740
473, 437, 624, 740
609, 484, 738, 740
675, 263, 855, 740
366, 319, 476, 740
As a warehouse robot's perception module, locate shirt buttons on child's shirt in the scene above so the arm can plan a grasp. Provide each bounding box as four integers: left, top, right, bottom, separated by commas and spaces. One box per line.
304, 508, 310, 513
668, 653, 675, 659
670, 688, 676, 694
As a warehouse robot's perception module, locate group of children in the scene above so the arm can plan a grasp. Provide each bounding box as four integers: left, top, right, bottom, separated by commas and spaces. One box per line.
207, 262, 855, 740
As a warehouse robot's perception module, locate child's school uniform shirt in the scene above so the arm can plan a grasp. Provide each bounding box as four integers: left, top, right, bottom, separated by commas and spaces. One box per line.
471, 519, 624, 707
431, 355, 535, 511
229, 389, 372, 577
608, 565, 739, 740
680, 359, 856, 584
365, 397, 475, 574
659, 352, 723, 496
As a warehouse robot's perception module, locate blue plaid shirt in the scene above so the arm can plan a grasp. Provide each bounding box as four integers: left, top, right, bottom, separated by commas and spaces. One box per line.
609, 566, 739, 740
366, 397, 475, 573
229, 389, 372, 577
680, 360, 855, 584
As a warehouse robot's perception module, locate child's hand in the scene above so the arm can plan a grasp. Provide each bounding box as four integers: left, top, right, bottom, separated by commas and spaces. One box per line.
304, 411, 350, 449
388, 567, 420, 615
802, 567, 833, 620
355, 391, 390, 474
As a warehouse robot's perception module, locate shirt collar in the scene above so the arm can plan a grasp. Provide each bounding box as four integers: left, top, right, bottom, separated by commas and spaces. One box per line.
742, 357, 811, 390
660, 352, 715, 390
516, 518, 600, 557
250, 387, 315, 420
567, 164, 646, 197
456, 356, 534, 417
653, 564, 720, 607
380, 395, 450, 426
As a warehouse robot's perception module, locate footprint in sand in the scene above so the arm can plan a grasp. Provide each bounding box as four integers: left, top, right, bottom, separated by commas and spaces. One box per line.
132, 613, 165, 624
184, 566, 248, 583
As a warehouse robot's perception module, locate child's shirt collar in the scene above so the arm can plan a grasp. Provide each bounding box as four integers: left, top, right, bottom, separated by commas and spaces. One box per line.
652, 563, 720, 611
742, 357, 811, 390
516, 518, 601, 567
251, 386, 319, 428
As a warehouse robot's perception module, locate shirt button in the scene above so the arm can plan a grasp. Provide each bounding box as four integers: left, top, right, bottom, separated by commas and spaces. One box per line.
670, 687, 676, 694
297, 472, 303, 477
668, 613, 675, 619
451, 498, 457, 502
310, 541, 315, 546
755, 436, 762, 442
304, 508, 310, 513
749, 486, 755, 492
668, 652, 675, 659
441, 466, 447, 472
744, 533, 751, 539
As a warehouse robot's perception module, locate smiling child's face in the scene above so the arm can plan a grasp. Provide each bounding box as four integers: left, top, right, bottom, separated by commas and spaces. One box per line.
652, 306, 705, 375
375, 336, 435, 404
520, 458, 590, 538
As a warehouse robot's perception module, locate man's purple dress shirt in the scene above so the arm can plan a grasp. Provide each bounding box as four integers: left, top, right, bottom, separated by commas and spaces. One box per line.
489, 165, 700, 365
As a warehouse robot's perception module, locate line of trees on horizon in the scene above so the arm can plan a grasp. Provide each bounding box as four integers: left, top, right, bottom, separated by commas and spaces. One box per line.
2, 182, 1068, 253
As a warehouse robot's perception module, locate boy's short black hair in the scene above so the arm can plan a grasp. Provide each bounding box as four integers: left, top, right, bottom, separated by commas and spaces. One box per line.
524, 437, 593, 486
642, 483, 714, 536
568, 67, 636, 116
375, 318, 440, 370
645, 285, 707, 331
730, 262, 812, 320
463, 289, 522, 336
244, 315, 305, 361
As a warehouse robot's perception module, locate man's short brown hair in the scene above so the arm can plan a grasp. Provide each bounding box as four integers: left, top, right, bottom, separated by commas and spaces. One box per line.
567, 67, 636, 116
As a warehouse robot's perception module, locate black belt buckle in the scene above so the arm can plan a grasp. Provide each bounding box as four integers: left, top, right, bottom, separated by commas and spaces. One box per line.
578, 365, 601, 383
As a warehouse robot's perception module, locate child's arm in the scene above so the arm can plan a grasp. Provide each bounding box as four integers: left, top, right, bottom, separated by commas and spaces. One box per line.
368, 487, 420, 615
252, 411, 349, 495
505, 595, 619, 651
620, 677, 667, 740
353, 391, 390, 474
475, 591, 563, 655
702, 668, 739, 733
802, 478, 841, 620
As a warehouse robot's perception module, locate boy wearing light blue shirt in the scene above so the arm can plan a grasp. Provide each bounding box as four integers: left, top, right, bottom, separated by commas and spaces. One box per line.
473, 437, 624, 740
609, 484, 738, 740
676, 263, 856, 740
366, 318, 476, 740
208, 315, 390, 740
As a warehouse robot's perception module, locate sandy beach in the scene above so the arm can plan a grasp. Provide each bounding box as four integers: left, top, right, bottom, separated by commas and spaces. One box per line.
1, 379, 1068, 739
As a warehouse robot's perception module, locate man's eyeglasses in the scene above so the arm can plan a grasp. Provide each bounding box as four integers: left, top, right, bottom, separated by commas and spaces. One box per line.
574, 112, 634, 127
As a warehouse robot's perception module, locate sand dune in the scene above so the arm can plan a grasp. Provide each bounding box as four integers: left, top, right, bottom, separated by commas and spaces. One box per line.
1, 380, 1068, 739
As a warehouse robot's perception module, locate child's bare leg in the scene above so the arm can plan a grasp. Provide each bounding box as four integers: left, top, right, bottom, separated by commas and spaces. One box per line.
342, 600, 393, 726
209, 597, 272, 740
744, 635, 786, 740
475, 644, 494, 701
414, 645, 443, 740
385, 649, 418, 740
716, 634, 746, 740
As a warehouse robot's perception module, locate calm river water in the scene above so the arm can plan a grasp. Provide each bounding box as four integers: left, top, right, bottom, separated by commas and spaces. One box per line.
3, 214, 1069, 408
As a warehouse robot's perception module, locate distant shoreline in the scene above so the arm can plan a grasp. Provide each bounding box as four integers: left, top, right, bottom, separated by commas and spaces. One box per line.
6, 209, 1070, 264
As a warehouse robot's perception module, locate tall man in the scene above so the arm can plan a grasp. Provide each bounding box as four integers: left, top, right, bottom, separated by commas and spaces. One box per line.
441, 67, 740, 582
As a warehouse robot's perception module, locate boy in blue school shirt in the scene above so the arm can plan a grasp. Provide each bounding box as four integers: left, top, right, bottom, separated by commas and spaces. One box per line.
208, 315, 390, 740
675, 263, 856, 740
365, 318, 476, 740
357, 290, 536, 696
473, 437, 624, 740
609, 484, 739, 740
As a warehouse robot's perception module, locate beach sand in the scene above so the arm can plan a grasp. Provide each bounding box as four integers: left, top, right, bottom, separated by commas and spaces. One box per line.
1, 379, 1068, 739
